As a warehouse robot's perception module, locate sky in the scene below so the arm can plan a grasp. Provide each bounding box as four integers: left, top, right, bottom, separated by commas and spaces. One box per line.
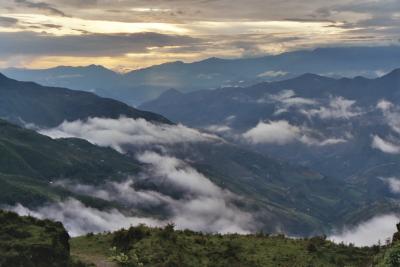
0, 0, 399, 71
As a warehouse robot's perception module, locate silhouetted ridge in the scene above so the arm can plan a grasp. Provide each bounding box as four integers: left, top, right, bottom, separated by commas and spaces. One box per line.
380, 68, 400, 80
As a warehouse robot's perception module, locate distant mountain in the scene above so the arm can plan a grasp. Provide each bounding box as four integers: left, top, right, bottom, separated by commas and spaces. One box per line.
4, 46, 400, 105
140, 69, 400, 185
0, 73, 169, 127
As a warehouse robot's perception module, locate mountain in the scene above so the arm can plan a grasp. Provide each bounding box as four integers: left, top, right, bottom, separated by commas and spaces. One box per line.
3, 46, 400, 106
0, 116, 356, 236
0, 119, 141, 207
1, 74, 399, 236
0, 73, 169, 127
140, 69, 400, 187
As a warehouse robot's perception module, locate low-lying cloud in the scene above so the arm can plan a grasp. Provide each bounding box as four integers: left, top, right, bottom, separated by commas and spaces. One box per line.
39, 117, 220, 152
7, 199, 162, 237
372, 135, 400, 154
301, 96, 362, 120
372, 100, 400, 154
330, 214, 400, 246
259, 90, 317, 115
8, 151, 255, 235
243, 120, 347, 146
380, 177, 400, 193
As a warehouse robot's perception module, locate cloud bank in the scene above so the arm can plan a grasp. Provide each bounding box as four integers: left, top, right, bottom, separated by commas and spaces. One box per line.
243, 120, 347, 146
372, 135, 400, 154
7, 199, 162, 237
330, 214, 400, 247
40, 117, 220, 152
302, 96, 362, 120
372, 100, 400, 154
8, 151, 255, 236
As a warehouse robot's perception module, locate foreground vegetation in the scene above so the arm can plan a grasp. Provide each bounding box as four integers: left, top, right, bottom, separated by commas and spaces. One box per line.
0, 210, 90, 267
3, 209, 400, 266
71, 224, 383, 267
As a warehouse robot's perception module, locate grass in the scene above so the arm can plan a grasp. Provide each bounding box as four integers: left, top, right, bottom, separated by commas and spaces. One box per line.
71, 225, 379, 267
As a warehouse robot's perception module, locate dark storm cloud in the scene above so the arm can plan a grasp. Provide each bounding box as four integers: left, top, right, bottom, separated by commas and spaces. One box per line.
0, 31, 200, 57
14, 0, 67, 16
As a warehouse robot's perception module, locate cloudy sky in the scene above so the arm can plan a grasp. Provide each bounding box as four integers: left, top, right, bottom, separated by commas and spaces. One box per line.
0, 0, 399, 70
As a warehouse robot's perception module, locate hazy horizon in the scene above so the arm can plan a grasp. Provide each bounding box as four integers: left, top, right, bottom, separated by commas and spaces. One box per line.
1, 0, 400, 71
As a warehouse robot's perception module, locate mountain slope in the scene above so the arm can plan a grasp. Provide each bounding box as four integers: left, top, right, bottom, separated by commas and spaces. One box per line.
1, 74, 397, 236
0, 101, 375, 236
0, 119, 141, 208
0, 73, 169, 127
139, 69, 400, 180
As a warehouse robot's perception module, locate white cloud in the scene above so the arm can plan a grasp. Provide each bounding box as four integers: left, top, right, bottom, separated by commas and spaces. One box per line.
377, 99, 394, 112
259, 89, 317, 109
372, 135, 400, 154
257, 70, 288, 78
205, 125, 232, 133
243, 120, 347, 146
136, 152, 254, 233
24, 151, 255, 235
302, 96, 362, 120
330, 214, 400, 246
39, 117, 220, 153
299, 136, 347, 146
380, 177, 400, 193
377, 99, 400, 135
6, 199, 162, 237
243, 120, 300, 145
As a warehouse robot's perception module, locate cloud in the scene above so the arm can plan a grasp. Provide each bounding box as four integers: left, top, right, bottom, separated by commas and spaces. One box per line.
0, 16, 18, 26
137, 152, 254, 233
261, 89, 317, 106
6, 199, 162, 237
39, 117, 220, 153
258, 90, 318, 115
371, 135, 400, 154
205, 125, 232, 133
243, 120, 301, 145
2, 0, 400, 69
377, 99, 394, 111
372, 100, 400, 154
301, 96, 362, 120
330, 214, 400, 246
257, 70, 288, 78
377, 99, 400, 134
14, 0, 67, 16
243, 120, 347, 146
0, 31, 198, 57
380, 177, 400, 194
10, 151, 255, 235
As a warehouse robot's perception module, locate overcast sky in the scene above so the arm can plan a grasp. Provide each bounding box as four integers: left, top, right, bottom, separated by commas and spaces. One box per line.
0, 0, 399, 70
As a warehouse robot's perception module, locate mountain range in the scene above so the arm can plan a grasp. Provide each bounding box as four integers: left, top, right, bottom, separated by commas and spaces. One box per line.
140, 69, 400, 184
0, 72, 395, 237
4, 46, 400, 106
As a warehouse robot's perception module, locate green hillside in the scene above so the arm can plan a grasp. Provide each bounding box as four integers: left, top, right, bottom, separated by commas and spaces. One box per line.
0, 73, 170, 127
70, 224, 385, 267
0, 119, 141, 207
1, 205, 400, 267
0, 210, 90, 267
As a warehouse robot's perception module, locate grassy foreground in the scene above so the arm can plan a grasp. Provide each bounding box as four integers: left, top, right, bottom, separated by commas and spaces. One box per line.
71, 224, 383, 267
2, 209, 400, 267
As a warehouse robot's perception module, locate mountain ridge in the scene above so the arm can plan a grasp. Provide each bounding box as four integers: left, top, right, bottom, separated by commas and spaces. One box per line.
4, 46, 400, 105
